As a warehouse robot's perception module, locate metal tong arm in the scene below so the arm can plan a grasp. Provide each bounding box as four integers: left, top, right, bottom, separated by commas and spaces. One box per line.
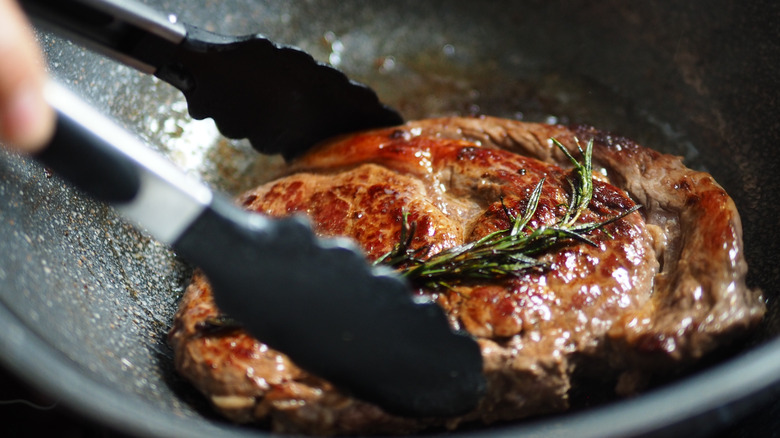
34, 82, 485, 417
21, 0, 185, 74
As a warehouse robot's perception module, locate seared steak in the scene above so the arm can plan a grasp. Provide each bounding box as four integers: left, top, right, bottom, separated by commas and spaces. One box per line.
168, 117, 764, 435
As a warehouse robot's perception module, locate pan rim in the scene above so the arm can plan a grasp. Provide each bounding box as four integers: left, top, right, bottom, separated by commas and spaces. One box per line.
2, 298, 779, 437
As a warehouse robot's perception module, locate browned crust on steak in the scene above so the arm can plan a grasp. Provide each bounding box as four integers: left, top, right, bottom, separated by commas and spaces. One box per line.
169, 116, 764, 435
392, 118, 764, 365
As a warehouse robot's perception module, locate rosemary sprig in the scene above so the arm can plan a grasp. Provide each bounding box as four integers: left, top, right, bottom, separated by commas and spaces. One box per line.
555, 137, 593, 227
375, 138, 641, 289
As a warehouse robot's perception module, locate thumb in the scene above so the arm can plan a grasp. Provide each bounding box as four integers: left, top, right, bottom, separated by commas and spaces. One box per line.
0, 0, 55, 153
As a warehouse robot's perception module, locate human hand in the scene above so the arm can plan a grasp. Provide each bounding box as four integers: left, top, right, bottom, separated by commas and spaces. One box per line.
0, 0, 55, 153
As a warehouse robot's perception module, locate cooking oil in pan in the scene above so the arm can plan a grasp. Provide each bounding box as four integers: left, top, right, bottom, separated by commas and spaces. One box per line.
345, 42, 699, 166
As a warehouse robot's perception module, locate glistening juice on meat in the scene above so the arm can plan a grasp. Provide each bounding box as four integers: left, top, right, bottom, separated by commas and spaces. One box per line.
168, 116, 764, 435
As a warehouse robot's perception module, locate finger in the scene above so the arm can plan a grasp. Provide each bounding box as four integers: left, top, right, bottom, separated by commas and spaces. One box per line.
0, 0, 55, 153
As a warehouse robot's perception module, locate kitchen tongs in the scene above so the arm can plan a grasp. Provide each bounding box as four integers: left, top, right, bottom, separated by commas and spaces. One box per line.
22, 0, 402, 159
22, 0, 485, 418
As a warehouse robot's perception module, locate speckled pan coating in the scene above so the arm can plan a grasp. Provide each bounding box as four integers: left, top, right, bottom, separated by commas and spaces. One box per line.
1, 1, 779, 437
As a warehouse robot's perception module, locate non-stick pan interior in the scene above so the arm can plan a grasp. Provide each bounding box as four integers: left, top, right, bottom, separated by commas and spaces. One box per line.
1, 1, 778, 437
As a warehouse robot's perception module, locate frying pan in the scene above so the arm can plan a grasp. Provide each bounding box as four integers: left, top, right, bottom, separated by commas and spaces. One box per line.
1, 0, 779, 436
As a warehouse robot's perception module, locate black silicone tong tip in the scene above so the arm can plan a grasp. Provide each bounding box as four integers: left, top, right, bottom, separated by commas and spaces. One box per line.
175, 197, 486, 417
162, 25, 403, 160
21, 0, 403, 160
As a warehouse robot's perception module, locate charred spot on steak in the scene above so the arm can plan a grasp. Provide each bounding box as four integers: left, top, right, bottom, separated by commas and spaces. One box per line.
168, 117, 765, 435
